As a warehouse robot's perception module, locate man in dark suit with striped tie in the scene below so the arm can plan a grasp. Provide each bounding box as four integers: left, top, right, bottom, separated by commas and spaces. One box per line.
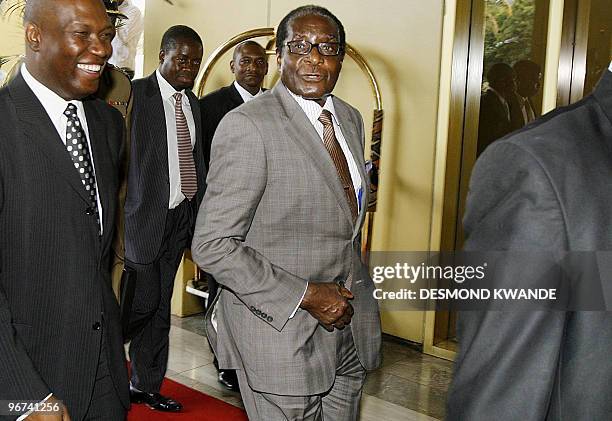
124, 25, 206, 412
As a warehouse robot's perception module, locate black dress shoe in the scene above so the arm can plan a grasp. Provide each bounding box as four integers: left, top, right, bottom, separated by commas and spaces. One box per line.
130, 389, 183, 412
218, 369, 240, 392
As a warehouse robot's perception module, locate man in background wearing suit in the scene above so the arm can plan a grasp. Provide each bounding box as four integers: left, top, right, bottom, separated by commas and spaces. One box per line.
447, 64, 612, 420
200, 41, 268, 167
192, 6, 381, 420
510, 59, 542, 129
124, 25, 206, 412
198, 40, 268, 392
0, 0, 129, 419
477, 62, 517, 156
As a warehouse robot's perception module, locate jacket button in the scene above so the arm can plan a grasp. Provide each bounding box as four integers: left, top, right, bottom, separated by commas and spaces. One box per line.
267, 316, 273, 322
85, 207, 95, 215
261, 312, 267, 319
92, 322, 101, 330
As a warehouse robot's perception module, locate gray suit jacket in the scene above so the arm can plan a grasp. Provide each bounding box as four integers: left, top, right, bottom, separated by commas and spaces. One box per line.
191, 83, 381, 396
447, 71, 612, 420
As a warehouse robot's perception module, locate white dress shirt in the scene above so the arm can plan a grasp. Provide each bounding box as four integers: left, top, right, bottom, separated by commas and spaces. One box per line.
233, 80, 263, 103
21, 63, 104, 233
287, 87, 362, 202
286, 86, 363, 316
156, 69, 197, 209
109, 0, 143, 70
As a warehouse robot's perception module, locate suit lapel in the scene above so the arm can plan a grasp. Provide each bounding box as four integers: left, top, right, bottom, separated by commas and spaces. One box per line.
144, 73, 170, 181
187, 90, 207, 200
228, 83, 245, 107
8, 73, 92, 205
273, 83, 354, 224
83, 100, 113, 241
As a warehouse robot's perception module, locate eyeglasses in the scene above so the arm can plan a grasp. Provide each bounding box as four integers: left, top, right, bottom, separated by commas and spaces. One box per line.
285, 40, 342, 56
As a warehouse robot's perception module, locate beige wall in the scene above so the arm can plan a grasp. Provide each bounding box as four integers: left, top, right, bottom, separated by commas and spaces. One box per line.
144, 0, 445, 342
0, 0, 25, 82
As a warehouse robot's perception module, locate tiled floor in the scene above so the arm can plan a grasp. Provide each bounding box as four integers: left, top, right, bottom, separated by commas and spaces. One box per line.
167, 315, 452, 420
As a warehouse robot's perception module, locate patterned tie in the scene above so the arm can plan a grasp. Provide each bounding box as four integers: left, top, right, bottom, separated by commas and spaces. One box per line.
173, 92, 198, 200
318, 109, 358, 222
64, 103, 100, 233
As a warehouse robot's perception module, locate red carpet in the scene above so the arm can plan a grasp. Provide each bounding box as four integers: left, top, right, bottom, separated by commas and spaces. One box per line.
127, 378, 248, 421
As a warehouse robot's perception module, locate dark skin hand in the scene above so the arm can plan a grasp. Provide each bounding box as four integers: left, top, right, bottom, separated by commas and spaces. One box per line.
300, 282, 354, 331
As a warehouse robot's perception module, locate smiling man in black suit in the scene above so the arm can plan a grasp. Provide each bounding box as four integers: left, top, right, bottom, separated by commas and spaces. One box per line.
0, 0, 129, 419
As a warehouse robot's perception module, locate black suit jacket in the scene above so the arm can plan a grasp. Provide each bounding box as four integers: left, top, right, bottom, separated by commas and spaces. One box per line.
477, 89, 513, 155
447, 71, 612, 420
125, 72, 206, 265
199, 83, 245, 168
0, 73, 129, 419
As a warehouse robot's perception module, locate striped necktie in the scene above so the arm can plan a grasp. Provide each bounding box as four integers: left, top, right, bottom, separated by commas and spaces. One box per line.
318, 109, 358, 222
173, 92, 197, 200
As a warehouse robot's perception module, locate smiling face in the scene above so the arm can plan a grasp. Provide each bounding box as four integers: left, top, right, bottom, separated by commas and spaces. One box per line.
24, 0, 115, 100
158, 37, 203, 91
277, 14, 343, 106
231, 43, 268, 96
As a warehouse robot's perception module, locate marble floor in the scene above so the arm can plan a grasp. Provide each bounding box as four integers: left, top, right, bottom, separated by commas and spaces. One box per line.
166, 315, 453, 421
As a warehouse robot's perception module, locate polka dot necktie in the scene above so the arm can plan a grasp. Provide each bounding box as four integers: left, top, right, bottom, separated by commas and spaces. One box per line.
173, 93, 198, 200
64, 103, 101, 233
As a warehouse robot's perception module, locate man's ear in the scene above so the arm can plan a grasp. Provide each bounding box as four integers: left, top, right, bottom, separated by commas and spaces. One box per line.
159, 49, 165, 64
25, 22, 42, 52
230, 60, 235, 74
264, 61, 269, 75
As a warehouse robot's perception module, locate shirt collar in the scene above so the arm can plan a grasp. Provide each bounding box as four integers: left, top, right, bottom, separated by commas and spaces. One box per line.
608, 61, 612, 72
285, 84, 339, 127
21, 63, 82, 117
487, 86, 508, 104
156, 69, 185, 101
233, 80, 262, 103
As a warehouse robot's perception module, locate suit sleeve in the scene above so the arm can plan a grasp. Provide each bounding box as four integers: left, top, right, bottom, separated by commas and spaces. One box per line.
191, 111, 307, 332
446, 141, 568, 421
0, 146, 51, 404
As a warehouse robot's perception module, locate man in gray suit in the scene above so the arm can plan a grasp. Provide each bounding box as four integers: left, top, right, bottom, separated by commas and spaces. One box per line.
191, 5, 381, 420
447, 64, 612, 419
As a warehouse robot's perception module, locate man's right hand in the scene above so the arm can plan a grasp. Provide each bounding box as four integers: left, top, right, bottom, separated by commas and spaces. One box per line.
299, 282, 354, 331
26, 396, 71, 421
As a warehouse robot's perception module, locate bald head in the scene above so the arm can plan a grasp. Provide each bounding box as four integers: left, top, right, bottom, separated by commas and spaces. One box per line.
23, 0, 114, 100
232, 41, 266, 62
230, 40, 268, 96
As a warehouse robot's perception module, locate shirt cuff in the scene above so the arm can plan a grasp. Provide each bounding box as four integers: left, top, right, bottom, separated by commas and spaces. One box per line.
289, 282, 308, 319
16, 393, 53, 421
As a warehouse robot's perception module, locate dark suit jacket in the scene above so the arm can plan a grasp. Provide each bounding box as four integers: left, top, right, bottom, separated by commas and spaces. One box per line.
447, 71, 612, 420
125, 72, 206, 265
0, 73, 129, 419
477, 89, 513, 155
200, 83, 263, 168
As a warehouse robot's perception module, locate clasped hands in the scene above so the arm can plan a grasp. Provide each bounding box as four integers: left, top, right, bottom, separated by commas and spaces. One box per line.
299, 282, 354, 331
